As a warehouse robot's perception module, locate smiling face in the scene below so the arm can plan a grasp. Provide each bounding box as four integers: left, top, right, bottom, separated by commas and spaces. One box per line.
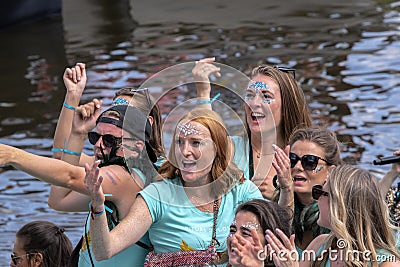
174, 121, 216, 187
244, 74, 282, 137
227, 211, 264, 267
291, 140, 330, 204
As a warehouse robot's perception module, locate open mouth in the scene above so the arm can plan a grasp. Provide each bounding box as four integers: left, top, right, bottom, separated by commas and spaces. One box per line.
293, 176, 307, 183
182, 160, 196, 170
251, 112, 265, 121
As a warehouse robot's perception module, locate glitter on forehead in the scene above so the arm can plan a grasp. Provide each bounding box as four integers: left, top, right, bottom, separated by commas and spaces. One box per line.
177, 123, 202, 137
248, 81, 269, 90
241, 222, 260, 230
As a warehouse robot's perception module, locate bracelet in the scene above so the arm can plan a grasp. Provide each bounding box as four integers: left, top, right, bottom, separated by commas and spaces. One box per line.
90, 202, 105, 220
196, 93, 221, 105
63, 102, 76, 111
51, 147, 64, 153
63, 149, 81, 156
280, 182, 293, 190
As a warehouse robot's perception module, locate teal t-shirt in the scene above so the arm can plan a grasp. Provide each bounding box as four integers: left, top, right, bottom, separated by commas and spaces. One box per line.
139, 178, 262, 259
79, 168, 152, 267
231, 136, 250, 179
78, 217, 151, 267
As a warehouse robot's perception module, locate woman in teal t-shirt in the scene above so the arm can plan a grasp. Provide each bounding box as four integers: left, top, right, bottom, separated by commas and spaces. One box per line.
85, 108, 263, 266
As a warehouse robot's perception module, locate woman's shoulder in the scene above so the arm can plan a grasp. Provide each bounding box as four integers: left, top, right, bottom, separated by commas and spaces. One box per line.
306, 234, 329, 253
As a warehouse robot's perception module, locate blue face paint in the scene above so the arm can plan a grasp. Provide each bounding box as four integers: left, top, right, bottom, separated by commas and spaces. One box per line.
244, 81, 275, 104
248, 81, 269, 90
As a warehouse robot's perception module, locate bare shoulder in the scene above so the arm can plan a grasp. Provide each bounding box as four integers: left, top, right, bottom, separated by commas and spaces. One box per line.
380, 261, 400, 267
305, 234, 329, 252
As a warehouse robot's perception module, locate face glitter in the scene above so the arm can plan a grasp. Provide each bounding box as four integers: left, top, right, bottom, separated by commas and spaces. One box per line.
248, 81, 269, 90
177, 123, 202, 137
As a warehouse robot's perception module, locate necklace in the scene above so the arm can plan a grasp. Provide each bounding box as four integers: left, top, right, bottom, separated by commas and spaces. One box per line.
252, 146, 274, 158
191, 196, 212, 213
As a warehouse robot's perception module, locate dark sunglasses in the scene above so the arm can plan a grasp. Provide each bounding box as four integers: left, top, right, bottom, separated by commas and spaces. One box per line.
289, 152, 329, 171
273, 66, 296, 79
11, 252, 34, 265
88, 132, 122, 148
312, 184, 329, 200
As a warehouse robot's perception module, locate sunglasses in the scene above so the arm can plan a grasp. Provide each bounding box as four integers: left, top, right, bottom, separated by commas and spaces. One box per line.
11, 252, 34, 265
273, 66, 296, 79
312, 184, 329, 200
289, 152, 329, 171
88, 132, 122, 148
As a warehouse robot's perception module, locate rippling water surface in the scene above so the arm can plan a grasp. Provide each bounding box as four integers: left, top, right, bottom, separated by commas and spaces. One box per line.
0, 0, 399, 265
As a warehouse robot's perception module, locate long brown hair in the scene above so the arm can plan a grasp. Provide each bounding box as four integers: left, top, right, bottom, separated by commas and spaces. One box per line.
250, 65, 312, 146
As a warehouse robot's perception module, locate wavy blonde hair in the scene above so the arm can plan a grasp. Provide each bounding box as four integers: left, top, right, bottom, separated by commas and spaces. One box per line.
314, 164, 400, 266
158, 108, 244, 198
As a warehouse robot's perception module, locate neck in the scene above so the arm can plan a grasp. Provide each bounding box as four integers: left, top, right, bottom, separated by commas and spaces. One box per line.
181, 174, 213, 188
296, 192, 315, 206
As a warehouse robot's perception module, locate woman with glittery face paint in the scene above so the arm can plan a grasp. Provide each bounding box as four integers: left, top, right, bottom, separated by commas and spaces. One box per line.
85, 108, 263, 266
227, 199, 292, 267
193, 58, 312, 200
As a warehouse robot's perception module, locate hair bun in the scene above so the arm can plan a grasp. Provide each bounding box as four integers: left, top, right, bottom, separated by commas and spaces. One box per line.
56, 228, 65, 235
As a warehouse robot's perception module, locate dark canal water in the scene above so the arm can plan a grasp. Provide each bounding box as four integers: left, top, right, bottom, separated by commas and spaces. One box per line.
0, 0, 399, 265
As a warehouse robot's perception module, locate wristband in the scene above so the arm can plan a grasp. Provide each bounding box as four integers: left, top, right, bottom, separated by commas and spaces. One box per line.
90, 202, 105, 220
196, 93, 221, 105
63, 102, 76, 111
62, 149, 81, 156
51, 147, 64, 153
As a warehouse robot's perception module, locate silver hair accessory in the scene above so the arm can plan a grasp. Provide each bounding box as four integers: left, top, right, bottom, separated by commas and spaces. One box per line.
177, 123, 202, 137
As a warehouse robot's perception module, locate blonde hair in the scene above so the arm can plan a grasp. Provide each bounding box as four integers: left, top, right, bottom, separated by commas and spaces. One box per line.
114, 87, 164, 157
158, 108, 244, 197
314, 165, 400, 266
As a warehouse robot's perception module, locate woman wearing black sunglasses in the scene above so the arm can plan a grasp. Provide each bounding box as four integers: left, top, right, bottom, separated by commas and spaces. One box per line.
0, 103, 157, 267
283, 126, 342, 259
11, 220, 73, 267
266, 165, 400, 266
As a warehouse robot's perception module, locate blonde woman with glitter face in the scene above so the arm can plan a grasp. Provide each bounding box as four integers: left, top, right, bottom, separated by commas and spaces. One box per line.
266, 165, 400, 267
227, 199, 292, 267
85, 108, 263, 266
193, 58, 312, 200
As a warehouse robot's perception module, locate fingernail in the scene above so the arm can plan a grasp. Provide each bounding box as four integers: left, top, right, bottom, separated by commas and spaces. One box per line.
265, 229, 272, 234
272, 144, 277, 150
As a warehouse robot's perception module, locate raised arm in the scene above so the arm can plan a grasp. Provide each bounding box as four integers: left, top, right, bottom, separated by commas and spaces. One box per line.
379, 150, 400, 199
85, 161, 152, 260
192, 57, 221, 108
49, 100, 102, 211
53, 63, 93, 165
